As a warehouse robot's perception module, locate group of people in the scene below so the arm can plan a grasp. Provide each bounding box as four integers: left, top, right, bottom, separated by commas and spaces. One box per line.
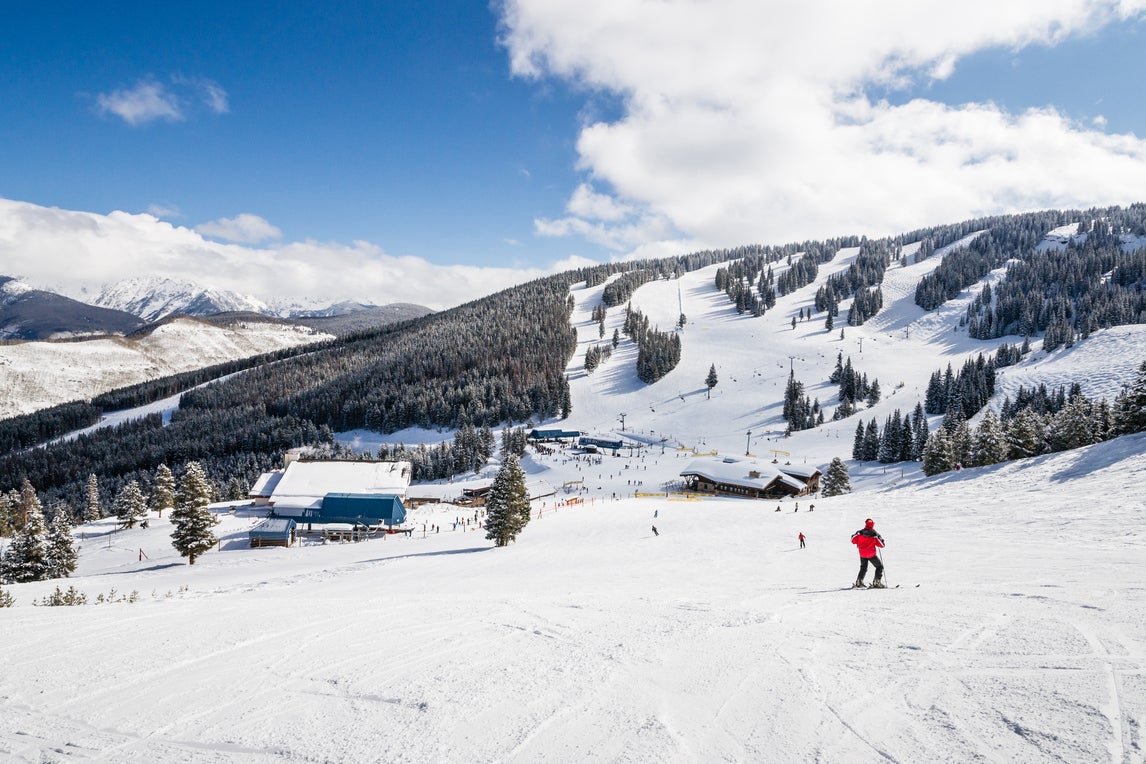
796, 518, 886, 588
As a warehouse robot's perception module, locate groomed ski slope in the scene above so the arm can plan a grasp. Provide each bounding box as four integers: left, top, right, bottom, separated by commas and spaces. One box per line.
1, 433, 1144, 762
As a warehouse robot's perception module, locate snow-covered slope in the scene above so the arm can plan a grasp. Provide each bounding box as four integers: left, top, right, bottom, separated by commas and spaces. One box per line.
2, 432, 1144, 762
0, 318, 333, 418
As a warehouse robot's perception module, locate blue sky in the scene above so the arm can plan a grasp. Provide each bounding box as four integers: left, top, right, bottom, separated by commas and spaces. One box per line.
2, 1, 1146, 309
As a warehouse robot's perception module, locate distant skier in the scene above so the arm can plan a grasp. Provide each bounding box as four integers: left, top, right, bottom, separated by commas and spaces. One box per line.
808, 504, 814, 512
651, 525, 659, 537
851, 518, 886, 588
798, 532, 806, 549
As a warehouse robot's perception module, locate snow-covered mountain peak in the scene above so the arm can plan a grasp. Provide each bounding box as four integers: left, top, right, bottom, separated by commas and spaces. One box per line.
92, 276, 269, 321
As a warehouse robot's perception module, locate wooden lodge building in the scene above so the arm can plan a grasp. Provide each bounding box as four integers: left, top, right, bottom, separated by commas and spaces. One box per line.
680, 457, 821, 499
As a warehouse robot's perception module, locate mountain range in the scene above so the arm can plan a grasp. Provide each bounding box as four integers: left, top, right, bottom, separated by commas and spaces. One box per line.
0, 274, 432, 341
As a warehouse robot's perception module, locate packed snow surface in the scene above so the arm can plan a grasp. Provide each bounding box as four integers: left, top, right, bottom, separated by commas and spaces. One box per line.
2, 434, 1145, 762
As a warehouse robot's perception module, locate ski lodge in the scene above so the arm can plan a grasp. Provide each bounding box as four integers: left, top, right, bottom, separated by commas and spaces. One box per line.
679, 457, 821, 499
249, 458, 413, 529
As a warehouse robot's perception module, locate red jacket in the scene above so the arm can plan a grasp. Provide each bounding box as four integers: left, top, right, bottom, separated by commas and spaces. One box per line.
851, 527, 885, 558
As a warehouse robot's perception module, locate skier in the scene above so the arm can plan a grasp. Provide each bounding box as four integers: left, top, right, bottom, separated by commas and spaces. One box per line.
851, 518, 886, 588
651, 525, 659, 537
798, 532, 806, 549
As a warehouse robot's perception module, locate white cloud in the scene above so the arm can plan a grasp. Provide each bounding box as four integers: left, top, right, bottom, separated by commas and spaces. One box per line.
195, 213, 283, 244
97, 79, 183, 125
500, 0, 1146, 250
0, 198, 559, 311
146, 203, 181, 219
96, 76, 229, 126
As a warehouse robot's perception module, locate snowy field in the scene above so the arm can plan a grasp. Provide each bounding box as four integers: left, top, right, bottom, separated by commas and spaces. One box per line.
2, 433, 1145, 762
0, 318, 332, 419
3, 239, 1146, 761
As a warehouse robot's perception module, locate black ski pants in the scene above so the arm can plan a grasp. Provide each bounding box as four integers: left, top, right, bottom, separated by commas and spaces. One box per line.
857, 555, 883, 581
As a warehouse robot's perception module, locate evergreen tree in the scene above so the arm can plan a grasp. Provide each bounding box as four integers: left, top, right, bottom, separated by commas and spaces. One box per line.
971, 409, 1008, 467
1112, 360, 1146, 435
1005, 408, 1047, 459
921, 429, 955, 476
852, 420, 865, 459
84, 473, 102, 522
0, 491, 13, 537
0, 586, 12, 607
170, 462, 217, 565
1046, 397, 1101, 452
484, 454, 530, 547
113, 480, 148, 528
821, 457, 851, 496
865, 379, 882, 408
862, 419, 881, 461
951, 420, 973, 468
150, 464, 176, 518
0, 489, 49, 583
227, 476, 249, 501
705, 364, 718, 399
45, 507, 78, 579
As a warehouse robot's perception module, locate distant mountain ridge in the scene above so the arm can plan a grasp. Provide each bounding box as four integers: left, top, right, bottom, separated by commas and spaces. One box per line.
0, 274, 433, 340
0, 276, 144, 340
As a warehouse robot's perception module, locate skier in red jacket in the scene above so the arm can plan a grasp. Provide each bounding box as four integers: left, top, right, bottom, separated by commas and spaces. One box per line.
851, 518, 886, 588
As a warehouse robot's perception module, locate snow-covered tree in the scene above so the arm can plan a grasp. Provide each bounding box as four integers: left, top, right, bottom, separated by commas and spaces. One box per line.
921, 428, 955, 476
485, 454, 530, 547
0, 586, 13, 607
226, 476, 249, 501
45, 506, 78, 579
0, 491, 14, 537
1112, 360, 1146, 435
1005, 408, 1047, 459
114, 480, 148, 528
0, 487, 49, 583
820, 457, 851, 497
971, 409, 1009, 467
170, 462, 217, 565
705, 364, 718, 399
84, 473, 102, 522
1046, 397, 1101, 452
150, 464, 175, 518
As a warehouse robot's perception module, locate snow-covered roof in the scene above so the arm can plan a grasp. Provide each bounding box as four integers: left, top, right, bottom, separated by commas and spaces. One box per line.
680, 457, 807, 492
250, 471, 283, 497
269, 460, 412, 509
526, 480, 555, 500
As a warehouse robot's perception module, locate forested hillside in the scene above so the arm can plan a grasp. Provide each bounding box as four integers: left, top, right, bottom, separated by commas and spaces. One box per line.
3, 204, 1146, 515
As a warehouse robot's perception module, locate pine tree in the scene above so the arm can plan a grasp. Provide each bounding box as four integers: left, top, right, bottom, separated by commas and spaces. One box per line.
821, 457, 851, 496
170, 462, 217, 565
852, 420, 865, 459
921, 429, 955, 476
705, 364, 718, 399
1112, 360, 1146, 435
0, 586, 13, 607
0, 491, 13, 537
84, 473, 102, 522
227, 476, 248, 501
1005, 408, 1047, 459
113, 480, 148, 528
971, 409, 1008, 467
150, 464, 176, 518
862, 419, 880, 461
45, 507, 78, 579
484, 454, 530, 547
1046, 397, 1100, 452
0, 488, 49, 583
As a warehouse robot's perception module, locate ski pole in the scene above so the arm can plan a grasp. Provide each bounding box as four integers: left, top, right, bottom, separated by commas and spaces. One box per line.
879, 550, 888, 587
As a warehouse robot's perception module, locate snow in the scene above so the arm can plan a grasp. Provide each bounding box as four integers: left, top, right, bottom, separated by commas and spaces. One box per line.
0, 318, 334, 419
3, 234, 1146, 761
2, 433, 1145, 762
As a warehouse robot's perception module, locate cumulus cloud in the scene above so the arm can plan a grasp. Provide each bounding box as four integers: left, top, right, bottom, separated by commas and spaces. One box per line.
195, 213, 283, 244
500, 0, 1146, 250
96, 77, 230, 126
0, 199, 552, 311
